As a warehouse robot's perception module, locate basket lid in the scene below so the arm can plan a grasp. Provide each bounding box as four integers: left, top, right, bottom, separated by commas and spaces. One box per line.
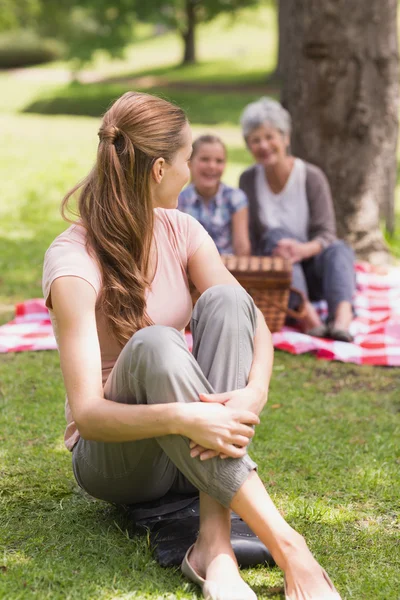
221, 255, 292, 282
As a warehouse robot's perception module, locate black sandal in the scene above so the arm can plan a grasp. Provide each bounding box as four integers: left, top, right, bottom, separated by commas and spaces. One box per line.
306, 324, 330, 339
125, 493, 275, 568
328, 326, 354, 343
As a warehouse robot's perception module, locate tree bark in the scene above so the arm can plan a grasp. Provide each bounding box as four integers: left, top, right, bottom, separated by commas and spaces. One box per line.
182, 0, 196, 64
281, 0, 399, 263
274, 0, 290, 80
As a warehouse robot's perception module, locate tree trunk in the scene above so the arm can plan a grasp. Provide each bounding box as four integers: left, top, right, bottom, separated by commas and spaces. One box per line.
281, 0, 399, 263
182, 0, 196, 65
274, 0, 290, 80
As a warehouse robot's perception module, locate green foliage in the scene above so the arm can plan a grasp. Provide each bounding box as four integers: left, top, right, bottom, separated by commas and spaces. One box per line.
0, 0, 40, 32
36, 1, 136, 65
0, 0, 262, 66
135, 0, 260, 33
0, 0, 136, 64
0, 30, 64, 68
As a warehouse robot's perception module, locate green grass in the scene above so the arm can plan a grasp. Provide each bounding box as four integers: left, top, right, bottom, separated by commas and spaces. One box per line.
1, 352, 399, 599
1, 5, 400, 599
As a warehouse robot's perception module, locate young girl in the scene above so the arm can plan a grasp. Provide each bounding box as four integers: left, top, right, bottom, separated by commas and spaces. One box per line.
178, 134, 251, 256
43, 91, 341, 600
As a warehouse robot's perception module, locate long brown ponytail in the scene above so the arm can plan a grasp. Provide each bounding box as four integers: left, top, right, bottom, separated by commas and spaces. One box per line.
61, 91, 188, 347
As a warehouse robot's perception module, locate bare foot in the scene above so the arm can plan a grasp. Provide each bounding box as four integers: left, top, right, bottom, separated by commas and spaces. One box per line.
333, 301, 353, 332
299, 301, 323, 332
189, 536, 256, 600
281, 538, 341, 599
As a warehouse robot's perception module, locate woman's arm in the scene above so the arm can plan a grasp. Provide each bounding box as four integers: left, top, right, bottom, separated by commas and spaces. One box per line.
305, 163, 337, 248
52, 276, 182, 442
52, 275, 257, 455
239, 167, 259, 255
246, 305, 273, 413
232, 206, 251, 256
189, 237, 273, 414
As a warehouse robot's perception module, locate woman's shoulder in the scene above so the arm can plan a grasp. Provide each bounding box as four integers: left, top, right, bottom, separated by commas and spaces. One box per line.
48, 221, 84, 243
43, 223, 101, 306
239, 164, 258, 183
155, 207, 201, 234
155, 208, 209, 259
302, 160, 329, 185
299, 161, 333, 209
44, 223, 95, 263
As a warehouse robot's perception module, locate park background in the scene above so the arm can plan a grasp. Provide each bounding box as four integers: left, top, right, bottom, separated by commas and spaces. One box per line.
0, 2, 399, 599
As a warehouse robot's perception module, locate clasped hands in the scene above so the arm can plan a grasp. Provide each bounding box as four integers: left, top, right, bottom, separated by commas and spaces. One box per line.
187, 386, 262, 462
273, 238, 306, 264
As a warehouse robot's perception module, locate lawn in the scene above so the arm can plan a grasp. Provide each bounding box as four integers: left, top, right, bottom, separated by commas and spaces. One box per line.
1, 7, 400, 599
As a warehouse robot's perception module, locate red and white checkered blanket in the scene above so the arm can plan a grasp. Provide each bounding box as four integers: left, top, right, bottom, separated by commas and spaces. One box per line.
0, 299, 56, 353
1, 263, 400, 366
272, 262, 400, 366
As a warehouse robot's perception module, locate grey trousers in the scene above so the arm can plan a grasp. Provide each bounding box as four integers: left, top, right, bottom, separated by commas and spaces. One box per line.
72, 285, 258, 508
261, 228, 355, 321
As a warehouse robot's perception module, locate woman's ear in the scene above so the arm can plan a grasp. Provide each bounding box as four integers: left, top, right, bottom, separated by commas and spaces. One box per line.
151, 157, 165, 184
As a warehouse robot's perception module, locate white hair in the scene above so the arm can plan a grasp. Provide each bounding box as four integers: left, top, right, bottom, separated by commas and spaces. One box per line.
240, 97, 292, 138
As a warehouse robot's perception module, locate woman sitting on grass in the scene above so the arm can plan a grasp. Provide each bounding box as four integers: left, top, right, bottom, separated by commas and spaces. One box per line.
178, 134, 251, 256
43, 91, 341, 600
239, 97, 355, 342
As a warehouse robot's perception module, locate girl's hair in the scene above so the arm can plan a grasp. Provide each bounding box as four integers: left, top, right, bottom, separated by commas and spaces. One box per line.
62, 91, 188, 347
191, 134, 226, 159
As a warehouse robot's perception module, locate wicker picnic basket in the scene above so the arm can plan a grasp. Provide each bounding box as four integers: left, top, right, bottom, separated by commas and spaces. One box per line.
191, 255, 306, 333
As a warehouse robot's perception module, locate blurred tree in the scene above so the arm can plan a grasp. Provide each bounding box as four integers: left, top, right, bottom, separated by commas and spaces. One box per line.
134, 0, 260, 65
0, 0, 136, 66
36, 0, 136, 65
2, 0, 261, 66
0, 0, 40, 32
281, 0, 399, 263
274, 0, 289, 80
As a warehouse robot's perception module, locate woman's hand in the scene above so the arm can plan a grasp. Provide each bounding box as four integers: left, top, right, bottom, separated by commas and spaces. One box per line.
186, 387, 264, 461
180, 402, 259, 461
273, 238, 306, 263
200, 386, 265, 415
273, 238, 322, 263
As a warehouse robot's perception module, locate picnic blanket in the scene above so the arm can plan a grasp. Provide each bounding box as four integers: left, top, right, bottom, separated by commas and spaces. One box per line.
0, 299, 56, 353
1, 262, 400, 366
272, 262, 400, 366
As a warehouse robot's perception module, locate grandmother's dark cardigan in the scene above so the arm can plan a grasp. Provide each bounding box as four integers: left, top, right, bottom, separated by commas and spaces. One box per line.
239, 162, 337, 255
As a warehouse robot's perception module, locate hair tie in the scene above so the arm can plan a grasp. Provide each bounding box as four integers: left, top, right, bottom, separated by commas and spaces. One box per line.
98, 124, 122, 144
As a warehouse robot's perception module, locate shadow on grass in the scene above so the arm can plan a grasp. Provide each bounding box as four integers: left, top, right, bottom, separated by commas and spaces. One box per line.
0, 494, 194, 599
22, 81, 270, 124
97, 60, 274, 89
1, 475, 399, 599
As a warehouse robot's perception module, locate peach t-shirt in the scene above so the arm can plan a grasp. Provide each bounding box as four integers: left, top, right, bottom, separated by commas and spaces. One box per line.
42, 208, 209, 451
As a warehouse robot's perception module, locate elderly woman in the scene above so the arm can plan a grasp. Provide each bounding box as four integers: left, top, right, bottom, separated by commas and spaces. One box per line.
239, 97, 355, 342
